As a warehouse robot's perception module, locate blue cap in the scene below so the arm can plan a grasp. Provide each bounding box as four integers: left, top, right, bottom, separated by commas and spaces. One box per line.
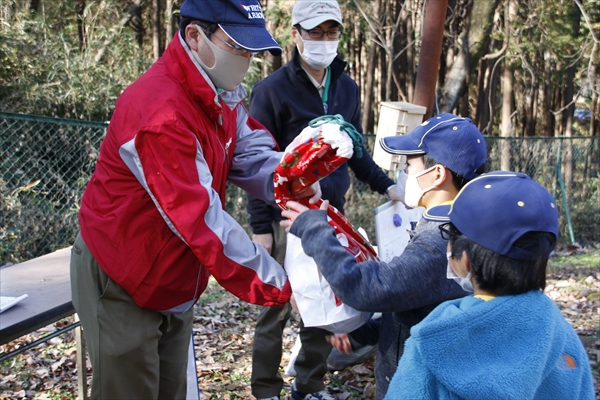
180, 0, 282, 55
427, 171, 560, 260
380, 113, 487, 180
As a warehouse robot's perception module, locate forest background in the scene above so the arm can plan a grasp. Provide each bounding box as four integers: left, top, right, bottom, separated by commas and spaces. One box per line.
1, 0, 599, 139
0, 1, 599, 398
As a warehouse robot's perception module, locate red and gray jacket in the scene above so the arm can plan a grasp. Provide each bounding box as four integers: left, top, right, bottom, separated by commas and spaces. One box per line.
79, 33, 291, 313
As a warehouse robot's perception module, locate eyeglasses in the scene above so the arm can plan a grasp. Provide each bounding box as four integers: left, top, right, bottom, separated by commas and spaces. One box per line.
300, 27, 342, 40
439, 222, 461, 240
198, 26, 258, 56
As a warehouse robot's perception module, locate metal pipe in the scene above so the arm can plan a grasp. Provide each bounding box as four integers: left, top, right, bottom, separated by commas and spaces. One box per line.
0, 321, 81, 363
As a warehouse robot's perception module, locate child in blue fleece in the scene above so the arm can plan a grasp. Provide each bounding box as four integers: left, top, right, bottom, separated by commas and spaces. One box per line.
385, 171, 595, 400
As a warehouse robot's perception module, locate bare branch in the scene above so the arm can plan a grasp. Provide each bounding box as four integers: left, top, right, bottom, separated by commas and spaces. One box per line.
481, 42, 507, 60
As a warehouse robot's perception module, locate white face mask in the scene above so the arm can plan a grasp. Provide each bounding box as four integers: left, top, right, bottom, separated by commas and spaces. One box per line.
402, 165, 437, 209
192, 27, 253, 91
446, 251, 474, 293
298, 35, 338, 70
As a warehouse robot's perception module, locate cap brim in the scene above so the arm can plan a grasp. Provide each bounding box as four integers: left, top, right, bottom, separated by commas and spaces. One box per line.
299, 16, 344, 30
423, 204, 451, 222
380, 135, 425, 156
220, 24, 282, 55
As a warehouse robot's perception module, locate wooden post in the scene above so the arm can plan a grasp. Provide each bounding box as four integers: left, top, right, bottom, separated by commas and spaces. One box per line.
413, 0, 449, 119
75, 314, 88, 400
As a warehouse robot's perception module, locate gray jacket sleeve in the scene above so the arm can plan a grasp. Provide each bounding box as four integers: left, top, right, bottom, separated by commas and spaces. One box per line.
228, 104, 280, 207
289, 209, 466, 313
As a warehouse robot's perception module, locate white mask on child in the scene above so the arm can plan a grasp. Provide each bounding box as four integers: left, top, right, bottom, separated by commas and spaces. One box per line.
402, 165, 437, 209
446, 251, 474, 292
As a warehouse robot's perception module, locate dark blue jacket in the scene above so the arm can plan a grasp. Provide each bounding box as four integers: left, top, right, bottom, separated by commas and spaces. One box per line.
246, 48, 394, 234
289, 210, 467, 399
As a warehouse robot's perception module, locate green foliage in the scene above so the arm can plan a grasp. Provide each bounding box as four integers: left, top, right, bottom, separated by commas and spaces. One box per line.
567, 175, 600, 246
0, 1, 152, 121
550, 249, 600, 270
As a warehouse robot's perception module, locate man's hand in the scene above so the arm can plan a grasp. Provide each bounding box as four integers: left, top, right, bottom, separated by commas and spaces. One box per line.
326, 333, 353, 354
252, 233, 273, 254
280, 200, 329, 232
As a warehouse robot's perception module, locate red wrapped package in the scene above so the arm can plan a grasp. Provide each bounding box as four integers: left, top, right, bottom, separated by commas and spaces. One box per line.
274, 115, 378, 264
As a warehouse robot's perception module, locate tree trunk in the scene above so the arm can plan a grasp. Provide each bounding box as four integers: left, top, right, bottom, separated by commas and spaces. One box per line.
524, 49, 539, 137
475, 58, 488, 129
413, 0, 448, 118
152, 0, 163, 60
562, 6, 580, 192
165, 0, 175, 45
554, 81, 564, 137
77, 0, 86, 52
133, 1, 144, 48
362, 28, 379, 133
439, 0, 500, 113
261, 0, 281, 77
29, 0, 40, 12
500, 0, 516, 171
543, 54, 554, 137
405, 6, 415, 102
590, 70, 597, 137
362, 0, 381, 132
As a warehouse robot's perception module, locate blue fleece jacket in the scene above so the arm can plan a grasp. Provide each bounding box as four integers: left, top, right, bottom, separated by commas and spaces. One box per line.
385, 290, 595, 400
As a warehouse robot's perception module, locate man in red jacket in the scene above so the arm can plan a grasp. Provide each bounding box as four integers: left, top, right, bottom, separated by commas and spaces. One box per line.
70, 0, 320, 398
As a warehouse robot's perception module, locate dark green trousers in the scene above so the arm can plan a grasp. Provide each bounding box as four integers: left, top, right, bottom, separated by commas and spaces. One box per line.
251, 222, 333, 398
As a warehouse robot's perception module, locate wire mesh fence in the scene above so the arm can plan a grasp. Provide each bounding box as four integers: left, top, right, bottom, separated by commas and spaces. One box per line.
1, 111, 599, 263
1, 112, 106, 263
347, 135, 600, 248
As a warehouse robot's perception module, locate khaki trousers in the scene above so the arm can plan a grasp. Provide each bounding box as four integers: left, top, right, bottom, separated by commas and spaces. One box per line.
70, 233, 193, 400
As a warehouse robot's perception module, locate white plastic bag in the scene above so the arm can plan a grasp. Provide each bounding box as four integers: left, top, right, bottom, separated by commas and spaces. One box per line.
284, 233, 371, 334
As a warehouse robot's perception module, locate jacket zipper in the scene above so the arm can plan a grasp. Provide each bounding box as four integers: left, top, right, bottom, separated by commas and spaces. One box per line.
215, 119, 229, 165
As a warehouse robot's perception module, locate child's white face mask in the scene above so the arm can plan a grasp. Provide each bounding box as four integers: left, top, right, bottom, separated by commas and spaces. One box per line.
401, 165, 437, 209
446, 251, 474, 292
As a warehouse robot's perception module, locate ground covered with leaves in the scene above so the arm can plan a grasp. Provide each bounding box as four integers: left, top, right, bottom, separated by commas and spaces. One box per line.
1, 249, 599, 399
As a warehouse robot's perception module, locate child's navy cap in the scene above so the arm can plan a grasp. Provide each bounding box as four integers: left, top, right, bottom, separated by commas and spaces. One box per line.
180, 0, 282, 55
380, 113, 487, 180
430, 171, 560, 260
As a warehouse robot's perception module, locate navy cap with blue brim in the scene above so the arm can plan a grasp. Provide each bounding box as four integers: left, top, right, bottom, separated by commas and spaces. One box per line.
425, 171, 560, 260
180, 0, 282, 55
380, 113, 487, 180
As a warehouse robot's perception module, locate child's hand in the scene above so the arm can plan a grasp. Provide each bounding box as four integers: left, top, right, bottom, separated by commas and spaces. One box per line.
289, 294, 300, 315
326, 333, 353, 354
280, 200, 329, 232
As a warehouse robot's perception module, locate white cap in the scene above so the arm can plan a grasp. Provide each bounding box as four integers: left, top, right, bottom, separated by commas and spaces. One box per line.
292, 0, 343, 30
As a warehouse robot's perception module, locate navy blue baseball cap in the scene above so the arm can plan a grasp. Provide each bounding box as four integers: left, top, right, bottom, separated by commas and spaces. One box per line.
380, 113, 487, 180
180, 0, 282, 55
427, 171, 560, 260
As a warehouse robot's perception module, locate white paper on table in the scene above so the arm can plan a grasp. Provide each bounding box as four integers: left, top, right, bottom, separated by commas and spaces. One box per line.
374, 201, 424, 262
0, 294, 29, 313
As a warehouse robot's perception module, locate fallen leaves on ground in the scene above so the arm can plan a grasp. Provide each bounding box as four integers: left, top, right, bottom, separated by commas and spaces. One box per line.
0, 249, 598, 399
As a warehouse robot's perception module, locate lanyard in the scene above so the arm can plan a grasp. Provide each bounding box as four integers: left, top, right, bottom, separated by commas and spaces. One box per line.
322, 66, 331, 114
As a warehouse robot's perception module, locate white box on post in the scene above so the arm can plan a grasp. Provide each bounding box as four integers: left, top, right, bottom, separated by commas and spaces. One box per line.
372, 102, 427, 171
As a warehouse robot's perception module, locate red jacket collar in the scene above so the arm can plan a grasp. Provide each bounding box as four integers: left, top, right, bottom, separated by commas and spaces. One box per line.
162, 33, 223, 120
